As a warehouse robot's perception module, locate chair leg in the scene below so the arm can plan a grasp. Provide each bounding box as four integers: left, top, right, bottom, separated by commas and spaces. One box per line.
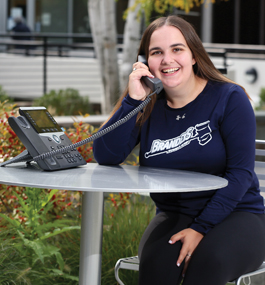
114, 260, 125, 285
235, 276, 251, 285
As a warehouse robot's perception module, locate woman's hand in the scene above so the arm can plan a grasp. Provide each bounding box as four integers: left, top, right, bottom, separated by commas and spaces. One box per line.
168, 228, 204, 277
128, 62, 155, 100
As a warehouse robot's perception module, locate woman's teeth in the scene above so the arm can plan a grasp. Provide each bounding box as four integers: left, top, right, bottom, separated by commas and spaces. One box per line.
162, 68, 180, 74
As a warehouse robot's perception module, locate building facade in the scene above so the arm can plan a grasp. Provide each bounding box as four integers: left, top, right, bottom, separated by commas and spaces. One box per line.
0, 0, 264, 45
1, 0, 265, 106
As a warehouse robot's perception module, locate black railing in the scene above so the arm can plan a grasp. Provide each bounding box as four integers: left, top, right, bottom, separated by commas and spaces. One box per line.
4, 32, 265, 95
0, 33, 124, 95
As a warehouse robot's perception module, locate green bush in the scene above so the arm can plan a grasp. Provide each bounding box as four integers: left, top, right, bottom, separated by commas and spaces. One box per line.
0, 85, 14, 103
102, 193, 155, 285
256, 87, 265, 110
0, 187, 80, 284
0, 102, 155, 284
33, 88, 92, 116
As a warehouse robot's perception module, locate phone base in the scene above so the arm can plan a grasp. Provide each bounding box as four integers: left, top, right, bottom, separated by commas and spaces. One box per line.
0, 150, 33, 167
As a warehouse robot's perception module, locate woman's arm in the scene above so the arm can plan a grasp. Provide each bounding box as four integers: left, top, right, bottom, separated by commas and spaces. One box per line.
93, 59, 155, 165
93, 95, 142, 165
190, 86, 258, 234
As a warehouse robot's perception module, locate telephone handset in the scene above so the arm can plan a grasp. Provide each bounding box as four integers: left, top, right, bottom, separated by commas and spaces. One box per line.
0, 107, 86, 171
138, 55, 163, 94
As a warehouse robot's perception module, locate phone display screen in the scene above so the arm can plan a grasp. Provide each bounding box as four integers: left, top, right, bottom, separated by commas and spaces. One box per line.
20, 108, 61, 133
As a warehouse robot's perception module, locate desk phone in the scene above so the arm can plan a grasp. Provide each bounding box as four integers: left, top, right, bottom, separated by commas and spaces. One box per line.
0, 107, 86, 171
1, 68, 163, 171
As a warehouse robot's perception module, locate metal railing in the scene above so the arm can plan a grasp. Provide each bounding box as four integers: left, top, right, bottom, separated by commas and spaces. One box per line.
0, 32, 124, 95
3, 32, 265, 97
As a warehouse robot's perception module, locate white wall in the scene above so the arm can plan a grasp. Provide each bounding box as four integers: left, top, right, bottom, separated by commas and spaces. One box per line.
226, 57, 265, 107
0, 53, 104, 106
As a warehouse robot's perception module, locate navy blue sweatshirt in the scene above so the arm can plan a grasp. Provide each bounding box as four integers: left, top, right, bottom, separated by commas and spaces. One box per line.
93, 81, 265, 234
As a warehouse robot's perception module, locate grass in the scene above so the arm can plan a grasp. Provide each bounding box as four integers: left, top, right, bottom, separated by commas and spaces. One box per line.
0, 193, 156, 284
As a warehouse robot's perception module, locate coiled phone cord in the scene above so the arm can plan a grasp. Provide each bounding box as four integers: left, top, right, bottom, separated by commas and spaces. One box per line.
33, 89, 158, 162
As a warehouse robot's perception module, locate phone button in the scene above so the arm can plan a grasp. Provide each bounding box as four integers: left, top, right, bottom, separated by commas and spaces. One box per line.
52, 135, 61, 144
17, 117, 30, 128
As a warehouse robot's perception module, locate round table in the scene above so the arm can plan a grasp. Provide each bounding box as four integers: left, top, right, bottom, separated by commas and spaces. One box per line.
0, 162, 228, 285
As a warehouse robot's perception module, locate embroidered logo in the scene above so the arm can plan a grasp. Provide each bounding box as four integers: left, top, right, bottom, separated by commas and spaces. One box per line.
144, 120, 212, 159
176, 114, 186, 120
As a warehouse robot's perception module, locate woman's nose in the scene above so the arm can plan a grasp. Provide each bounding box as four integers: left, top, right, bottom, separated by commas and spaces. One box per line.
161, 52, 174, 64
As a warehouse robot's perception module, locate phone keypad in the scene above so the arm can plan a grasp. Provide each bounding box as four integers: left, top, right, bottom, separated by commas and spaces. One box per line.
56, 145, 83, 164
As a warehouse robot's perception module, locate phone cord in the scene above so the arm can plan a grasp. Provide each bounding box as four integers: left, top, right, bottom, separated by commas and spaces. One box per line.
33, 89, 158, 162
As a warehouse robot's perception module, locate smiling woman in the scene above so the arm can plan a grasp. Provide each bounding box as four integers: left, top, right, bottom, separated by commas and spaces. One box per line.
93, 15, 265, 285
147, 25, 200, 108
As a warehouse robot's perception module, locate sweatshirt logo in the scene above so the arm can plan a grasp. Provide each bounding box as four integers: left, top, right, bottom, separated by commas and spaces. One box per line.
144, 120, 212, 159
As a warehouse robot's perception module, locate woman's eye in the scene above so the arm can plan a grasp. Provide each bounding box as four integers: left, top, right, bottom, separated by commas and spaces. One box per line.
151, 51, 161, 55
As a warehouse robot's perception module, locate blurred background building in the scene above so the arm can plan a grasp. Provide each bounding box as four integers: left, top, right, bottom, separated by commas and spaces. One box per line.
0, 0, 265, 108
0, 0, 264, 44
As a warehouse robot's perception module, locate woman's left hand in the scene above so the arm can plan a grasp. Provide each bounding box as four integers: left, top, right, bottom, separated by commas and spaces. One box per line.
168, 228, 204, 277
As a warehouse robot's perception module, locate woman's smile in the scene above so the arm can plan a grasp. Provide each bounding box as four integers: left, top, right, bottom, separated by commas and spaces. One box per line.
161, 67, 180, 74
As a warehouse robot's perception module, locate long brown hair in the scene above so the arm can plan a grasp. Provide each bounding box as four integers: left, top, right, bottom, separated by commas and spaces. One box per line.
103, 15, 248, 126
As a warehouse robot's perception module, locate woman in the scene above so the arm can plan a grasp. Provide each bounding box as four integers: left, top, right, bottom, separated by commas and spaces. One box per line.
93, 15, 265, 285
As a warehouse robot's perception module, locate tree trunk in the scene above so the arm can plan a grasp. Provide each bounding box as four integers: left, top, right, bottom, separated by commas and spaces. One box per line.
120, 0, 142, 91
102, 0, 120, 112
88, 0, 119, 114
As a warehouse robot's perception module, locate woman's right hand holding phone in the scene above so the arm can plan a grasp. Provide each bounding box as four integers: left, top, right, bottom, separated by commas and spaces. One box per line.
129, 62, 154, 101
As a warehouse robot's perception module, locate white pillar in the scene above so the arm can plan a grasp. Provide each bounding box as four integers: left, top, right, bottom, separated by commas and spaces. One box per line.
0, 0, 8, 32
26, 0, 35, 31
201, 1, 213, 43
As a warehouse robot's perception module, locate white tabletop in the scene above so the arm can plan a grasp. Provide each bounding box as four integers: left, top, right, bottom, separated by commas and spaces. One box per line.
0, 162, 228, 285
0, 162, 228, 192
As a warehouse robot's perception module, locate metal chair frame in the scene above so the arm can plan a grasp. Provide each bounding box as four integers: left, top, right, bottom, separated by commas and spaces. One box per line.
114, 140, 265, 285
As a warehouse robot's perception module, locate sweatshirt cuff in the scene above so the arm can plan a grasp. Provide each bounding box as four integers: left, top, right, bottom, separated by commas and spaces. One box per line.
124, 94, 143, 106
190, 223, 212, 235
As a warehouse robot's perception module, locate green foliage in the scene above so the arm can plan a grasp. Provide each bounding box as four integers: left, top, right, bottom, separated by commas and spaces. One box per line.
0, 85, 14, 103
0, 100, 154, 284
0, 187, 80, 281
0, 101, 23, 163
0, 226, 80, 284
102, 194, 156, 284
256, 87, 265, 110
125, 0, 214, 24
0, 191, 155, 284
67, 119, 96, 163
33, 88, 92, 116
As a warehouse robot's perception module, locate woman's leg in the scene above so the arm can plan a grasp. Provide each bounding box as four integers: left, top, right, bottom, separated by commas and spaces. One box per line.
138, 212, 193, 285
183, 212, 265, 285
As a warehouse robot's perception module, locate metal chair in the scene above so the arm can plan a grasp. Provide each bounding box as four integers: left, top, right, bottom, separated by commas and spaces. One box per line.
114, 140, 265, 285
115, 256, 139, 285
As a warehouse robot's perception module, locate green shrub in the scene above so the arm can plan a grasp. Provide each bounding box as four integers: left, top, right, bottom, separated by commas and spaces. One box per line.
102, 193, 155, 284
0, 187, 80, 283
256, 87, 265, 110
33, 88, 92, 116
0, 86, 14, 103
0, 102, 154, 284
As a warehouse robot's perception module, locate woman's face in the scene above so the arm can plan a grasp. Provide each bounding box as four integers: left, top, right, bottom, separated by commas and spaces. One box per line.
148, 25, 196, 92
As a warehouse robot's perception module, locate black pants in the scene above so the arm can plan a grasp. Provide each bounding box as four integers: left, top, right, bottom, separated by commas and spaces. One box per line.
138, 211, 265, 285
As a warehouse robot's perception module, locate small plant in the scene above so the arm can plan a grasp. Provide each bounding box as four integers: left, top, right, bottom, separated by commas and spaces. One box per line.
33, 88, 93, 116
